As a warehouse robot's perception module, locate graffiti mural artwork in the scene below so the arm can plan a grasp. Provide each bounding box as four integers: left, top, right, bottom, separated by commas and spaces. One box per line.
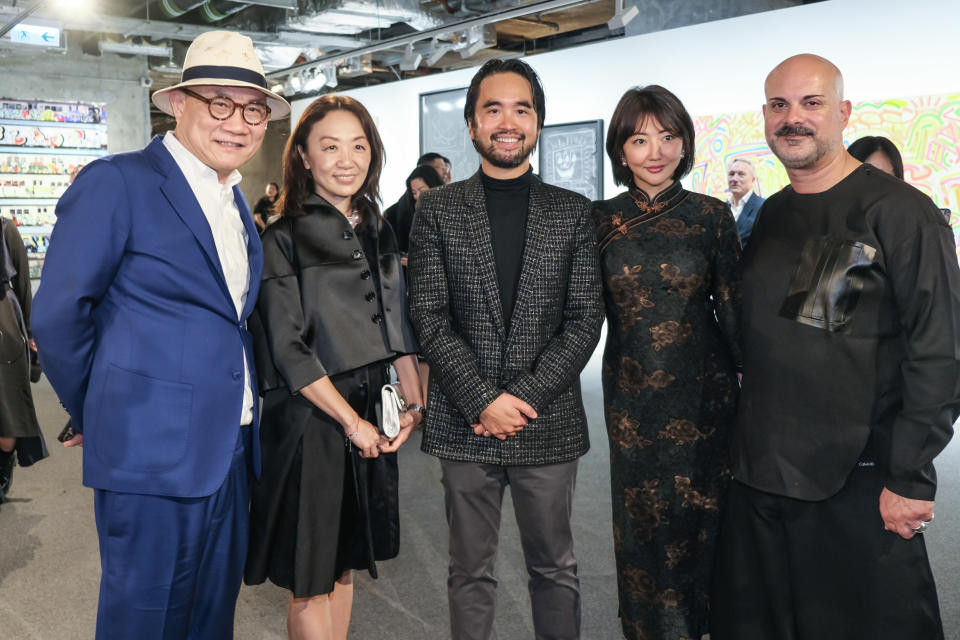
691, 92, 960, 246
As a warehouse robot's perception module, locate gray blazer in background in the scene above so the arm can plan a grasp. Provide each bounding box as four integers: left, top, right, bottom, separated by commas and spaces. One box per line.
408, 171, 604, 466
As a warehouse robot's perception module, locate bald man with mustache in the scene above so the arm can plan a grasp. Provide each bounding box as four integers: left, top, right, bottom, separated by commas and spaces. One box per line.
711, 54, 960, 639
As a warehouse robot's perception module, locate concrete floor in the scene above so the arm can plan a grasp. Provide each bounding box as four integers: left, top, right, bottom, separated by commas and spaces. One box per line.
2, 345, 959, 639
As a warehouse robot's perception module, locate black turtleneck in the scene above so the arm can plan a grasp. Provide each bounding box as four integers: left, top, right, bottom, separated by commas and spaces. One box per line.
481, 167, 532, 328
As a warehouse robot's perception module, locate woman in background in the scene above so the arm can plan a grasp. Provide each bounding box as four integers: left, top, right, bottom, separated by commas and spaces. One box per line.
383, 163, 443, 404
253, 181, 280, 231
0, 215, 47, 509
591, 85, 742, 640
847, 135, 904, 179
245, 95, 423, 640
383, 164, 444, 265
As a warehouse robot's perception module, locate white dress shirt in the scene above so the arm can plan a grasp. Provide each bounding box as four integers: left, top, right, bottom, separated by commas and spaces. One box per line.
163, 131, 254, 425
729, 190, 754, 219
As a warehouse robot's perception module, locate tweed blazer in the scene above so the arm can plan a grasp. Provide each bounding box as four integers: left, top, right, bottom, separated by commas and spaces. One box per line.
408, 171, 603, 466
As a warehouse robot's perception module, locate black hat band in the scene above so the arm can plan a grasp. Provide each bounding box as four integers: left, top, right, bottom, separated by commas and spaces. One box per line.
181, 65, 267, 89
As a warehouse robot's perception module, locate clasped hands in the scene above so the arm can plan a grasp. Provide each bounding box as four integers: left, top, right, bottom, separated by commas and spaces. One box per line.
350, 408, 422, 458
472, 392, 537, 440
879, 487, 934, 540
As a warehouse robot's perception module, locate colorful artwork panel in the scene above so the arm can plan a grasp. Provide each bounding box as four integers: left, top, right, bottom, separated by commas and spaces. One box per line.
0, 124, 107, 149
0, 99, 105, 123
692, 92, 960, 245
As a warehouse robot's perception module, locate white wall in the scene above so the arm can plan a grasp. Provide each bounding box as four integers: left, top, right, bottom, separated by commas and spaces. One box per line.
292, 0, 960, 205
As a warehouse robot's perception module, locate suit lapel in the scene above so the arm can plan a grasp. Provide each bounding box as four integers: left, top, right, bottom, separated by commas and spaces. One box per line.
505, 175, 549, 350
463, 173, 507, 340
148, 138, 233, 308
235, 186, 262, 320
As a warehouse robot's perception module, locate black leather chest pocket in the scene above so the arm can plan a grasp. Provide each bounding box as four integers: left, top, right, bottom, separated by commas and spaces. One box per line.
779, 236, 877, 331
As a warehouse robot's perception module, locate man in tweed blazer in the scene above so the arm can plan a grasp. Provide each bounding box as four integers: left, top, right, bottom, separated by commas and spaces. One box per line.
408, 59, 603, 640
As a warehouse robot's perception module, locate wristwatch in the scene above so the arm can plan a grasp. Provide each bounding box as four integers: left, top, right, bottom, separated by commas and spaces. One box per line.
407, 403, 426, 420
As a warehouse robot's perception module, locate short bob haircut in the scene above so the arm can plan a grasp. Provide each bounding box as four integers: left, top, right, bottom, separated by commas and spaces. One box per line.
606, 85, 695, 188
464, 58, 546, 130
277, 94, 385, 226
847, 135, 904, 180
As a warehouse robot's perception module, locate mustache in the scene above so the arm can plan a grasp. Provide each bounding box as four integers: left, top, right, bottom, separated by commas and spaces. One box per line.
774, 125, 815, 137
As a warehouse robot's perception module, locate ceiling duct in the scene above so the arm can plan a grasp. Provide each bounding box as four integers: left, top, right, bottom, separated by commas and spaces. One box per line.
157, 0, 209, 18
286, 0, 525, 36
200, 0, 250, 21
99, 39, 174, 57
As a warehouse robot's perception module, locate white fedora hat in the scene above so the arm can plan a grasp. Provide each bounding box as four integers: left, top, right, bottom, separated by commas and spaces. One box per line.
152, 31, 290, 119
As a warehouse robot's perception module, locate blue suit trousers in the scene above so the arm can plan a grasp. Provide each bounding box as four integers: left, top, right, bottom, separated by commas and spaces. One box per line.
93, 426, 252, 640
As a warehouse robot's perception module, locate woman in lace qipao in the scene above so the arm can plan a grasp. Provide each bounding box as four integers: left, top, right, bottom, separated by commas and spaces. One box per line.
591, 85, 742, 640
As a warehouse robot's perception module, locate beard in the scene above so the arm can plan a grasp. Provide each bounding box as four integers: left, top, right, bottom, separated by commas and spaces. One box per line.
472, 130, 538, 169
767, 125, 833, 170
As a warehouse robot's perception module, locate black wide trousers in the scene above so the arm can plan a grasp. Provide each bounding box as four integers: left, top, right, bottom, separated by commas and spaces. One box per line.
711, 465, 943, 640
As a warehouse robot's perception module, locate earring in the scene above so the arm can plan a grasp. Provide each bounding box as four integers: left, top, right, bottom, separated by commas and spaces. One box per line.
621, 159, 628, 166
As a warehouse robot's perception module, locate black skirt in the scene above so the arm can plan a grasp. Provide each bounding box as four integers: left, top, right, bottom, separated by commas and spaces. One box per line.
244, 362, 400, 598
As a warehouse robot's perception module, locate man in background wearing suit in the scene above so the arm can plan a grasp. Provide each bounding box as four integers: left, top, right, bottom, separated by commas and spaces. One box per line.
408, 59, 603, 640
711, 53, 960, 640
727, 157, 764, 247
32, 31, 289, 639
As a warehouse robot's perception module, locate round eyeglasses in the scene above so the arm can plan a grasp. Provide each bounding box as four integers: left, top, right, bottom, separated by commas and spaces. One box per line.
180, 87, 271, 125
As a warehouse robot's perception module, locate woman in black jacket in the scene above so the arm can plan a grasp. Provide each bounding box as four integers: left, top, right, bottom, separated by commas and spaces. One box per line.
383, 164, 443, 264
245, 95, 423, 640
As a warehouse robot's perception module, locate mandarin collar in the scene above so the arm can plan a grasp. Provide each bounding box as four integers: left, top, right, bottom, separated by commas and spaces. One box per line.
628, 180, 684, 213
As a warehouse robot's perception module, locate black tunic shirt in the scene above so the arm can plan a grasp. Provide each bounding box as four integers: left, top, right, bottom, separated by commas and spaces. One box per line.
481, 168, 532, 328
734, 164, 960, 502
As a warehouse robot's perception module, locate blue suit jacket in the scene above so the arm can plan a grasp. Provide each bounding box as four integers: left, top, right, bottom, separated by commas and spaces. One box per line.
734, 192, 765, 248
32, 136, 263, 498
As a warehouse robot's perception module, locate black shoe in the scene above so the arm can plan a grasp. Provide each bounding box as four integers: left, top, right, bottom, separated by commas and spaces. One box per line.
0, 448, 15, 503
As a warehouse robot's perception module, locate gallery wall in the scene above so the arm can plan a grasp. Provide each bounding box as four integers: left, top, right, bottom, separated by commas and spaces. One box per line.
0, 40, 151, 154
291, 0, 960, 211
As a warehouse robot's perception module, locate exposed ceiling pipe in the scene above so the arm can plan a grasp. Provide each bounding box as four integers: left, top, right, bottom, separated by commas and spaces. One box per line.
200, 0, 249, 22
267, 0, 600, 80
156, 0, 249, 22
157, 0, 209, 18
0, 0, 45, 38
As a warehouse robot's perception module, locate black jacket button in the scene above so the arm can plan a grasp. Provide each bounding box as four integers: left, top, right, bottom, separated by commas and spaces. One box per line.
343, 231, 352, 240
352, 249, 362, 260
365, 292, 375, 302
360, 270, 371, 279
371, 313, 382, 323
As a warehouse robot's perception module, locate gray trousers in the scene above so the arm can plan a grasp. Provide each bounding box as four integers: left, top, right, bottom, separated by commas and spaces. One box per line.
439, 458, 581, 640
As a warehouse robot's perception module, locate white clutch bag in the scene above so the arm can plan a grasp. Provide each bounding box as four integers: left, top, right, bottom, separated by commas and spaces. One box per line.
379, 383, 407, 439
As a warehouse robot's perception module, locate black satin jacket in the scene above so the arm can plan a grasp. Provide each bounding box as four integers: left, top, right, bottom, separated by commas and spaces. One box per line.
250, 194, 418, 395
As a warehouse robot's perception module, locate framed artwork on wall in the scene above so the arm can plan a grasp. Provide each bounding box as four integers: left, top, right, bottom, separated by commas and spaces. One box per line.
419, 87, 480, 182
538, 119, 604, 201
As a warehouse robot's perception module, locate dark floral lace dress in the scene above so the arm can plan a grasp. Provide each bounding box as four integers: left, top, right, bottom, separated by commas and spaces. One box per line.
591, 180, 742, 640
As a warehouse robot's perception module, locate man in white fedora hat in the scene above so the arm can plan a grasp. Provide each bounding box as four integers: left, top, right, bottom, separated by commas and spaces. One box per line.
33, 30, 289, 639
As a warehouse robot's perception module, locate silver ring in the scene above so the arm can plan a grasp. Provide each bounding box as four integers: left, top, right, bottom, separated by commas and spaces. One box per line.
913, 515, 934, 534
483, 430, 490, 437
